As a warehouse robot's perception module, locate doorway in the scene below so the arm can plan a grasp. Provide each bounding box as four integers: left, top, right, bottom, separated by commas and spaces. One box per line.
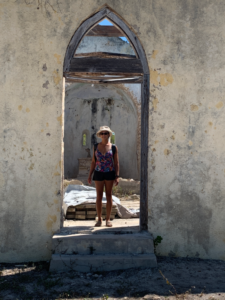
61, 6, 149, 231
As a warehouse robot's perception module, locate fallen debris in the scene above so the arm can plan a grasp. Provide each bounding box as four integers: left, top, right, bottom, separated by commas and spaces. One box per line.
63, 185, 139, 219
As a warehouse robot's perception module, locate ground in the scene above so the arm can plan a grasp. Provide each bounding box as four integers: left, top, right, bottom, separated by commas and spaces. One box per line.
1, 184, 223, 299
0, 256, 225, 300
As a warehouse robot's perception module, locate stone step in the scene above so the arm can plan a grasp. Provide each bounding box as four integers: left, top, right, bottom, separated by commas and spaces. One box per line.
49, 253, 157, 272
52, 232, 154, 255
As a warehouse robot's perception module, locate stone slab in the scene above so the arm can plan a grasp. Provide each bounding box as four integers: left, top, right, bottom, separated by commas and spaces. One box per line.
52, 231, 154, 255
49, 253, 157, 272
63, 218, 139, 229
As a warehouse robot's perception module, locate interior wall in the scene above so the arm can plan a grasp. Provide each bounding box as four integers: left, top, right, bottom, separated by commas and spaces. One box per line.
76, 36, 135, 55
1, 0, 225, 261
64, 83, 140, 180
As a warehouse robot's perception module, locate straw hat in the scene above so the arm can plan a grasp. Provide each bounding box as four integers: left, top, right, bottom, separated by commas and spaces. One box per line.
96, 126, 113, 138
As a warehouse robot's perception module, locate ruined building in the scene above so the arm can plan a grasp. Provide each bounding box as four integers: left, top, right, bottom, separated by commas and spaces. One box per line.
1, 1, 225, 263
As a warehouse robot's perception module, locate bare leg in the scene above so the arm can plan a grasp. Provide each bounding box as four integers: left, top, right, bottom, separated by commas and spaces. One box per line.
104, 180, 114, 225
94, 180, 104, 223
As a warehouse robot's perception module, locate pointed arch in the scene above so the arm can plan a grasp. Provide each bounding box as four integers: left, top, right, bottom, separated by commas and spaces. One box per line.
63, 6, 150, 231
63, 6, 149, 75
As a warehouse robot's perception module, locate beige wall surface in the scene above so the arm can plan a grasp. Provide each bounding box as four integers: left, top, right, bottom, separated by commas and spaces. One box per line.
0, 0, 225, 262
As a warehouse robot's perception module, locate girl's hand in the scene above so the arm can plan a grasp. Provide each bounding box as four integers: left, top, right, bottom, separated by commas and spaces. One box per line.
114, 178, 119, 186
88, 176, 92, 185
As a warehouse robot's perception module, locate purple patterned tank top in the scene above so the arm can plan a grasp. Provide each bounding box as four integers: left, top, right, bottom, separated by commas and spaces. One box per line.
95, 147, 115, 172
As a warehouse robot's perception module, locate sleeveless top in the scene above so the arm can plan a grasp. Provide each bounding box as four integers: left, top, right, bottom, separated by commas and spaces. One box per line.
95, 146, 115, 172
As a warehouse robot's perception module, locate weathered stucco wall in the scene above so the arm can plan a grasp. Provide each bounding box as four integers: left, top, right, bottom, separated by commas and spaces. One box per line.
1, 0, 225, 261
64, 83, 140, 180
147, 1, 225, 260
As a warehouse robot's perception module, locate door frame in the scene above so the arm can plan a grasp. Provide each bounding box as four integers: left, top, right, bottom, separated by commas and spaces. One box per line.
63, 6, 150, 231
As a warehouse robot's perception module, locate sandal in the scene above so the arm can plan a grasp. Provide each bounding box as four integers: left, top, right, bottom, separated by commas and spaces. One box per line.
95, 220, 102, 227
106, 220, 113, 227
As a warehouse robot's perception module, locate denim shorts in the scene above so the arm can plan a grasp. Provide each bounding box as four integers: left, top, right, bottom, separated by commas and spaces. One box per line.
93, 170, 115, 181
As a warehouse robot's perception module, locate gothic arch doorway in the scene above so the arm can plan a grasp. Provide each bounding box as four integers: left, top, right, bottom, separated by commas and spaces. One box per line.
63, 6, 149, 231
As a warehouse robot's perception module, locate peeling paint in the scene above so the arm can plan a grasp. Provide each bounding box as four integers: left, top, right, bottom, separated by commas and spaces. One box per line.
152, 98, 158, 111
54, 53, 62, 64
216, 101, 223, 109
190, 104, 199, 112
159, 73, 173, 86
53, 70, 61, 85
57, 114, 62, 126
28, 163, 34, 170
150, 69, 173, 86
46, 215, 57, 232
164, 149, 171, 155
152, 50, 158, 59
150, 69, 159, 85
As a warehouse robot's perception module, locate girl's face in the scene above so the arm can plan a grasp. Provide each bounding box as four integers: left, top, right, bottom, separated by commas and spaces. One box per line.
100, 131, 109, 141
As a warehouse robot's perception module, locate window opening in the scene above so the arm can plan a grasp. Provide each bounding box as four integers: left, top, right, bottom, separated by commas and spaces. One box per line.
82, 133, 87, 146
98, 19, 129, 43
81, 130, 90, 149
75, 18, 136, 56
111, 132, 115, 144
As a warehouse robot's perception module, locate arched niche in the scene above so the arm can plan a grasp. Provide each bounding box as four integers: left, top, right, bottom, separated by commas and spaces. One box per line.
82, 129, 90, 149
63, 6, 150, 231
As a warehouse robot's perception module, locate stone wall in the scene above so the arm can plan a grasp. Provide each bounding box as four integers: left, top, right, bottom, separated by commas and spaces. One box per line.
1, 0, 225, 261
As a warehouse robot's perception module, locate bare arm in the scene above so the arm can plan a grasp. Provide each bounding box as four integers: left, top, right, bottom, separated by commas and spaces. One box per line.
88, 146, 96, 184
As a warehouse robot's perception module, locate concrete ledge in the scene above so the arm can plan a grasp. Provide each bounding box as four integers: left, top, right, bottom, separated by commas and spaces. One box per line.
52, 232, 154, 255
49, 253, 157, 272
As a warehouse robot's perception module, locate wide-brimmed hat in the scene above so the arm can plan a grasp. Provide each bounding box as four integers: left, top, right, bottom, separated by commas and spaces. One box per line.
96, 126, 113, 138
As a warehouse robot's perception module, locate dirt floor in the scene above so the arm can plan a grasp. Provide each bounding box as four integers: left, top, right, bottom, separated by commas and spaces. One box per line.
0, 256, 225, 300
